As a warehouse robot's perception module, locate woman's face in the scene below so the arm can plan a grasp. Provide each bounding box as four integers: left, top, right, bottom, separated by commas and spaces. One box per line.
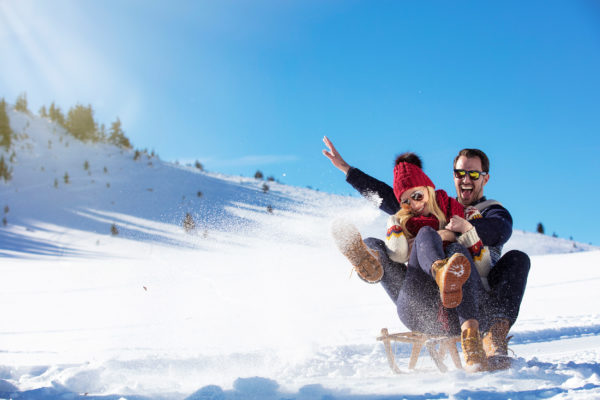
400, 186, 430, 216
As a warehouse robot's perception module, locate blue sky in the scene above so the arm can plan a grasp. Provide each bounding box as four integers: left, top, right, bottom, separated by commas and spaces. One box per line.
1, 0, 599, 245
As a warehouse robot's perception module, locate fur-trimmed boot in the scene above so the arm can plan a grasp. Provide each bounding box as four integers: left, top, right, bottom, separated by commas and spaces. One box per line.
331, 220, 383, 283
483, 319, 513, 371
461, 327, 488, 372
431, 253, 471, 308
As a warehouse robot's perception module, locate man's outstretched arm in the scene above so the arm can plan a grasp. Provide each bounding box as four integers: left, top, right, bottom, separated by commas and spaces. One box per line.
322, 136, 399, 215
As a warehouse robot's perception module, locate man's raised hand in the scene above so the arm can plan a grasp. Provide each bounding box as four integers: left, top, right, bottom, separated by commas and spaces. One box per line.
322, 136, 350, 174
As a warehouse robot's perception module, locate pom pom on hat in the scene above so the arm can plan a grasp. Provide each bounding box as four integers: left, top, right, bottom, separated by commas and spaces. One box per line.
393, 162, 435, 202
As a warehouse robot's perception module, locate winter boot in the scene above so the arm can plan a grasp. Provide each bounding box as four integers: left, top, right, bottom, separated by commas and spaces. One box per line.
331, 220, 383, 284
431, 253, 471, 308
483, 319, 513, 371
461, 327, 488, 372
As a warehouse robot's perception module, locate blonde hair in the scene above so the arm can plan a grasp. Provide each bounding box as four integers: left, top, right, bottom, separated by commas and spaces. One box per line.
395, 187, 447, 238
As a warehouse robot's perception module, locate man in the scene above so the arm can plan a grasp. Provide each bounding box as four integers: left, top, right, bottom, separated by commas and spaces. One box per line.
323, 136, 530, 370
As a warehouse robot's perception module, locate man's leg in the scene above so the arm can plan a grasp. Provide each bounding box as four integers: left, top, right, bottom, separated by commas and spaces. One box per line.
481, 250, 530, 370
364, 237, 406, 303
487, 250, 530, 327
444, 242, 486, 326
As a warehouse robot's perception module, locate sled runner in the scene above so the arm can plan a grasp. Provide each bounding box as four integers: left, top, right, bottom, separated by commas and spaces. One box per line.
377, 328, 462, 373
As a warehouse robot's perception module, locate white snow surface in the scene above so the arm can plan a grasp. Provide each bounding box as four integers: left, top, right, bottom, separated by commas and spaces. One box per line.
1, 109, 600, 399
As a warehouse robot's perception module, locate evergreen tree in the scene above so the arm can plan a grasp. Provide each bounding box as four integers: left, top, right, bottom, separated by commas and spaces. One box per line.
108, 117, 132, 149
183, 213, 196, 233
254, 170, 264, 179
536, 222, 545, 234
0, 156, 12, 182
66, 104, 98, 141
48, 102, 66, 127
14, 92, 28, 113
39, 105, 48, 118
98, 123, 107, 142
0, 98, 13, 150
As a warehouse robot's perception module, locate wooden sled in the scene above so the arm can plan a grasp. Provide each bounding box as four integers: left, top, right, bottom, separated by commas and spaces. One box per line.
377, 328, 462, 373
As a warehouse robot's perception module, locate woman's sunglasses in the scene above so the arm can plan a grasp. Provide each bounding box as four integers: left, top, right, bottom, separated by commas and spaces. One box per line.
400, 190, 425, 206
453, 169, 488, 181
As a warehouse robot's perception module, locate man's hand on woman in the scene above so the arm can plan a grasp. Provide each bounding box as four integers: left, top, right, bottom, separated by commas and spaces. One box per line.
445, 215, 473, 234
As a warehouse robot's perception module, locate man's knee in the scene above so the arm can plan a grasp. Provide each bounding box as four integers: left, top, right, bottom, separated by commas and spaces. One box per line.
502, 250, 531, 274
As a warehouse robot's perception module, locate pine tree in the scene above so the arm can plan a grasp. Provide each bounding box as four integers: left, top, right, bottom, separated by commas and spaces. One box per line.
66, 104, 98, 142
97, 123, 107, 142
0, 156, 13, 182
48, 102, 66, 127
108, 118, 131, 149
14, 92, 28, 113
536, 222, 545, 234
39, 105, 48, 118
183, 213, 196, 233
0, 98, 13, 150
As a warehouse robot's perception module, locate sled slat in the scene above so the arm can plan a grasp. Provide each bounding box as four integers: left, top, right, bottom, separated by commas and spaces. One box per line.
377, 328, 462, 373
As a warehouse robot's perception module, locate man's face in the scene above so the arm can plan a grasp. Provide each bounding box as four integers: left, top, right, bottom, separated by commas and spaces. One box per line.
454, 156, 489, 206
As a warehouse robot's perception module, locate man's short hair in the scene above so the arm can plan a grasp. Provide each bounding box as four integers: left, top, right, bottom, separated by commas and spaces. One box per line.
454, 149, 490, 173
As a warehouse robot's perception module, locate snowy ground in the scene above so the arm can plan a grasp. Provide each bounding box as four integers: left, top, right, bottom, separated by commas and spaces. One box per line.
1, 109, 600, 399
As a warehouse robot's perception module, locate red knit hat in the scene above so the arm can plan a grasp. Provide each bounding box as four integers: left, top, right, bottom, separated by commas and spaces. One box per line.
393, 162, 435, 202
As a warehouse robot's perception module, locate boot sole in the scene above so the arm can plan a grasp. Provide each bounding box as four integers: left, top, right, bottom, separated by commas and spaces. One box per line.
438, 253, 470, 308
332, 222, 383, 284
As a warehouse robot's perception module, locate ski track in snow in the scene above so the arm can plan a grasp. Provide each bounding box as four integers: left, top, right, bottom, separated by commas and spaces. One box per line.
1, 110, 600, 399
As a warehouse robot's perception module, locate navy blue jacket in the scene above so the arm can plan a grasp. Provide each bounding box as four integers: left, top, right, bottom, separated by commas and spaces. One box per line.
345, 167, 513, 249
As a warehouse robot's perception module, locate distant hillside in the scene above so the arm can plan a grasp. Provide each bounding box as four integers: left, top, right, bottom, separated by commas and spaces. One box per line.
1, 108, 598, 257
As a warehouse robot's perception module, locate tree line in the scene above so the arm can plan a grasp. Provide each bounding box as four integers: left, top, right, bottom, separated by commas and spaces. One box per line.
13, 92, 132, 149
0, 92, 135, 182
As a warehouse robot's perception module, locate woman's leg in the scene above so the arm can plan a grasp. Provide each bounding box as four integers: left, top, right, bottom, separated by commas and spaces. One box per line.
364, 237, 406, 303
444, 242, 486, 326
411, 226, 446, 276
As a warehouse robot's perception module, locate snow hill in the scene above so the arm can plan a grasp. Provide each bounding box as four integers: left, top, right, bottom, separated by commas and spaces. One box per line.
1, 109, 599, 399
